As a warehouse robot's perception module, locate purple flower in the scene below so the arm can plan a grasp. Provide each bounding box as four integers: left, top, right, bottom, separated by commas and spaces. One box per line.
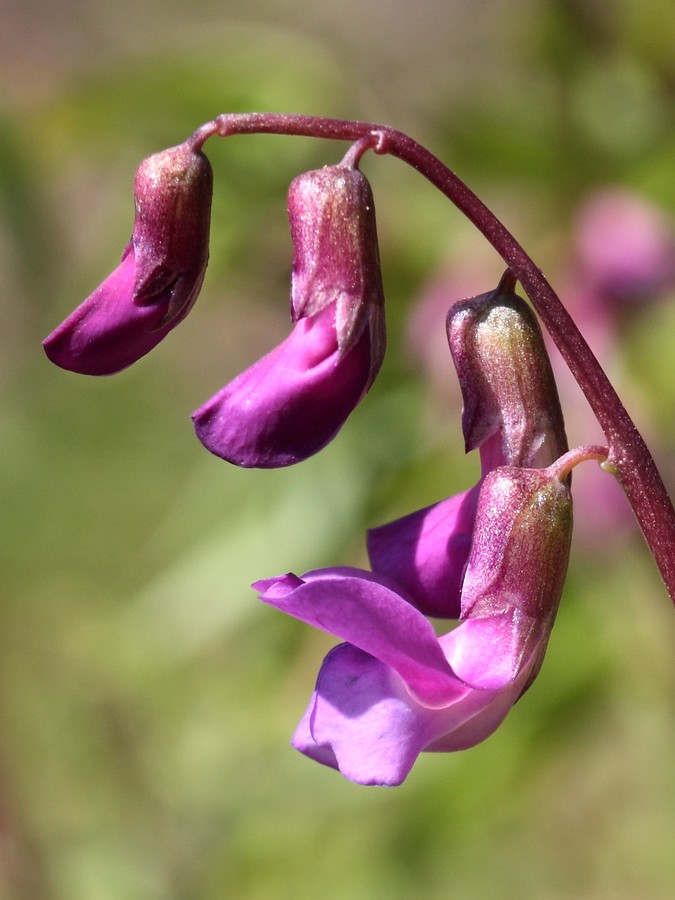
368, 272, 568, 619
43, 141, 212, 375
192, 159, 386, 468
256, 459, 575, 786
192, 302, 376, 467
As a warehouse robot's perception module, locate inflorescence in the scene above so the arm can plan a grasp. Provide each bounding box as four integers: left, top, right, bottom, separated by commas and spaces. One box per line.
43, 113, 674, 785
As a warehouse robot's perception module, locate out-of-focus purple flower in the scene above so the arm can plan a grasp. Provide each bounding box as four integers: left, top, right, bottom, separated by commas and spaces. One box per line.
367, 272, 568, 618
192, 158, 386, 468
572, 188, 675, 306
43, 141, 213, 375
545, 189, 675, 551
256, 457, 575, 786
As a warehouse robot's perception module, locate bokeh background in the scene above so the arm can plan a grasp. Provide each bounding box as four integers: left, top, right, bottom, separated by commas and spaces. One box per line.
1, 0, 674, 897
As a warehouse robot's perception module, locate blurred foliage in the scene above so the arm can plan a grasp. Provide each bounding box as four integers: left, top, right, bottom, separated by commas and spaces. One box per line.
0, 1, 674, 898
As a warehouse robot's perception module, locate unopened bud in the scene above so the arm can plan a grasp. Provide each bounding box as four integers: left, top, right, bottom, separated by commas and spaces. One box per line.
192, 151, 387, 468
447, 270, 567, 469
43, 141, 212, 375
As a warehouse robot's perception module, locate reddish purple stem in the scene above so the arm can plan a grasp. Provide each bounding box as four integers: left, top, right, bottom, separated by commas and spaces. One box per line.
190, 113, 675, 604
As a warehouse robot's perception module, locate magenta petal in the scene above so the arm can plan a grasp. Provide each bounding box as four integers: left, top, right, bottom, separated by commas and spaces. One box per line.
367, 485, 480, 618
42, 249, 192, 375
192, 305, 373, 467
256, 568, 467, 706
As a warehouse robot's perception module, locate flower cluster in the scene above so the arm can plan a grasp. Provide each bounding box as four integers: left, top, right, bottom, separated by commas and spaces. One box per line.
45, 117, 660, 788
255, 276, 597, 785
44, 139, 385, 468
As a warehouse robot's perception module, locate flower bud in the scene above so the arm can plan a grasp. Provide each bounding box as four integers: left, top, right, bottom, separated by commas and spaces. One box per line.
192, 156, 386, 468
131, 142, 212, 324
43, 141, 212, 375
368, 272, 568, 618
447, 270, 567, 469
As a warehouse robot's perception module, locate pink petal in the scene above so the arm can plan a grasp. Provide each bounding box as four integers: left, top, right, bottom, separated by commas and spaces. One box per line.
293, 643, 439, 785
256, 568, 468, 706
293, 639, 530, 785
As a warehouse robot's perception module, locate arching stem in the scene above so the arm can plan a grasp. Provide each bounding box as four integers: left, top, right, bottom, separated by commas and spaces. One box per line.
189, 113, 675, 603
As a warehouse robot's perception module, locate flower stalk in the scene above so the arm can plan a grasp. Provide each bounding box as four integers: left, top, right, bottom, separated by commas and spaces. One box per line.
187, 113, 675, 604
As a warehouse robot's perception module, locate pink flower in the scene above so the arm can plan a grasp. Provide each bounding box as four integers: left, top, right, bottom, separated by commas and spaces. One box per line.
256, 460, 574, 786
43, 141, 212, 375
253, 276, 581, 785
368, 273, 568, 619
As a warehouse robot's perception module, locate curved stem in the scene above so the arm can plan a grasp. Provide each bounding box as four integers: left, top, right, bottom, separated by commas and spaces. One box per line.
191, 113, 675, 602
550, 445, 608, 483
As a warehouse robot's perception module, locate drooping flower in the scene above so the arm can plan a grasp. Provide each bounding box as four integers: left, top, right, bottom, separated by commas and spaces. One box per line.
367, 271, 568, 618
256, 449, 601, 786
43, 141, 213, 375
192, 155, 386, 468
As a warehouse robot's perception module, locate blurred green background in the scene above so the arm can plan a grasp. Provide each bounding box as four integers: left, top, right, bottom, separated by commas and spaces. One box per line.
1, 1, 674, 897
